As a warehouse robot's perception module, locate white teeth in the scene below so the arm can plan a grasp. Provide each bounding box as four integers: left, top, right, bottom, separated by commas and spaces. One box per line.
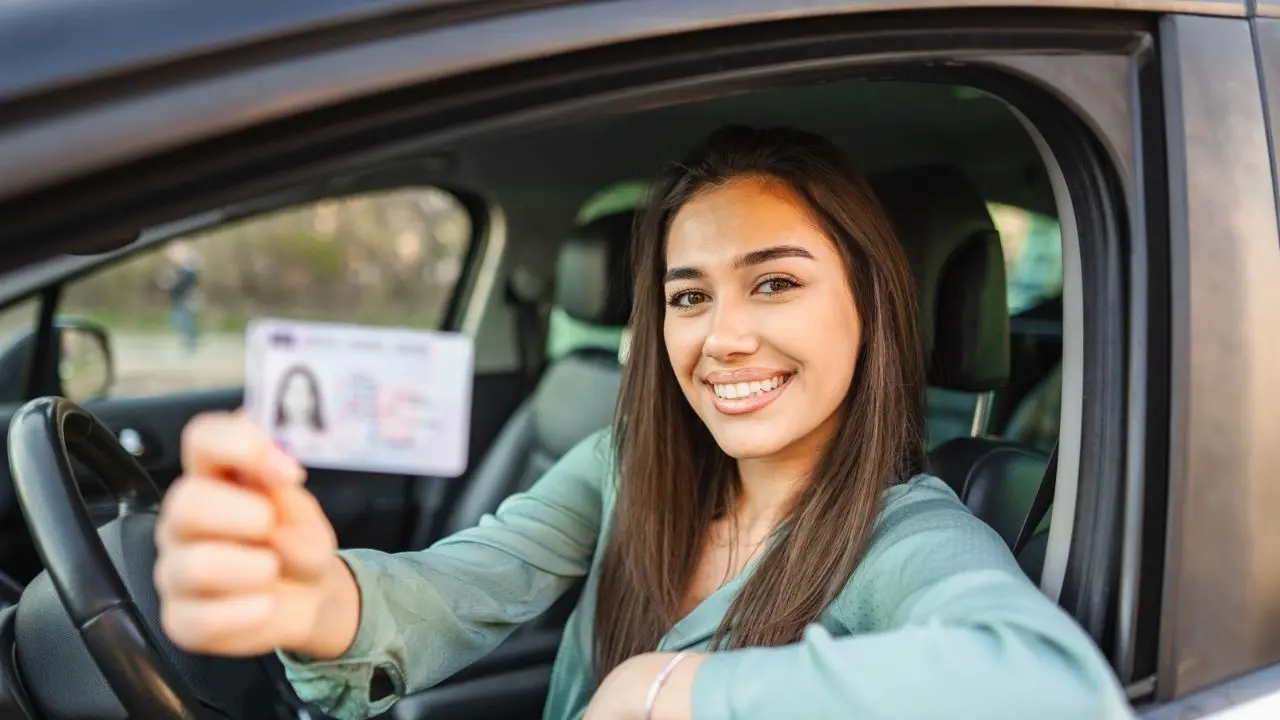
712, 375, 788, 400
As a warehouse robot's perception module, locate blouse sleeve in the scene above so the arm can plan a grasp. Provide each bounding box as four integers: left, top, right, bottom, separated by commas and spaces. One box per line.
689, 476, 1135, 720
278, 429, 612, 720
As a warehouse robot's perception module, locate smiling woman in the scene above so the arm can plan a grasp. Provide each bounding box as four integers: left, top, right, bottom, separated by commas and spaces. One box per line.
595, 127, 927, 676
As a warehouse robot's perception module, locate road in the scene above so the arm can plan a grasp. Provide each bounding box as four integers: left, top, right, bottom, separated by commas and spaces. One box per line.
112, 331, 247, 397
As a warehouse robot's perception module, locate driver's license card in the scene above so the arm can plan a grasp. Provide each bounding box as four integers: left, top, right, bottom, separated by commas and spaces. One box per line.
243, 318, 474, 477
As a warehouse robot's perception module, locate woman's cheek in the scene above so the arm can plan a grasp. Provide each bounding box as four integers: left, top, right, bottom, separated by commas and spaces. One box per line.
664, 321, 701, 378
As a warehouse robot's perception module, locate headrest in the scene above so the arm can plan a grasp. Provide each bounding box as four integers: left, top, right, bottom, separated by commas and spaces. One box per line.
555, 210, 635, 326
871, 165, 1010, 392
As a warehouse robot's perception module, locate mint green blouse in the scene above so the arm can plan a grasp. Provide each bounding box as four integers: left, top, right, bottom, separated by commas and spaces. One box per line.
279, 430, 1134, 719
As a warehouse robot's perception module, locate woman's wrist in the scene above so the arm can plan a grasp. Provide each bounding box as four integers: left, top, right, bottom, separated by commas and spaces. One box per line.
590, 652, 707, 720
646, 652, 706, 720
294, 554, 361, 661
644, 651, 693, 719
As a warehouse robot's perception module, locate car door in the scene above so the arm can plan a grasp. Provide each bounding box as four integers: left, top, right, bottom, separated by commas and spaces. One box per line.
1132, 9, 1280, 718
0, 181, 528, 584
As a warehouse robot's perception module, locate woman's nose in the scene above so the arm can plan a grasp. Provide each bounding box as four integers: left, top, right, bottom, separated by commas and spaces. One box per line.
702, 297, 759, 361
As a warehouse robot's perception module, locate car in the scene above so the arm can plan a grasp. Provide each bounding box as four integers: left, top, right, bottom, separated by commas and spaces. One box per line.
0, 1, 1277, 718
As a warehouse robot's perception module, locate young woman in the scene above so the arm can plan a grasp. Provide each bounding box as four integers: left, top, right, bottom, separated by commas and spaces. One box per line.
272, 364, 328, 455
154, 126, 1133, 719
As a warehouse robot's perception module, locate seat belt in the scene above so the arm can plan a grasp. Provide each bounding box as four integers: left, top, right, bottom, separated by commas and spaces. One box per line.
1012, 442, 1058, 556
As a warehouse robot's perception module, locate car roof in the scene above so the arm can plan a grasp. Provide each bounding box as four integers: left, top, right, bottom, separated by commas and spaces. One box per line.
0, 0, 461, 103
0, 0, 1247, 106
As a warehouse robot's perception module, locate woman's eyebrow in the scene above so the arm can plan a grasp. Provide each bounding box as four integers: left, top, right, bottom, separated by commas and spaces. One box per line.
663, 266, 702, 283
663, 245, 815, 284
734, 244, 815, 268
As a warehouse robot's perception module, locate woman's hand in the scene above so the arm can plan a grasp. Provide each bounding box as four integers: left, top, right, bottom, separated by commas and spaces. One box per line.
585, 652, 707, 720
154, 411, 360, 660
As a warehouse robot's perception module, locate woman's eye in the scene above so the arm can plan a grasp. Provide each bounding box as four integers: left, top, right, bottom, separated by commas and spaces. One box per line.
756, 276, 800, 295
667, 290, 708, 309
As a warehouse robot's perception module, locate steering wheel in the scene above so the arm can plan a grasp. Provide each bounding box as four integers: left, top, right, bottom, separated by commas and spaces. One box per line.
5, 397, 301, 719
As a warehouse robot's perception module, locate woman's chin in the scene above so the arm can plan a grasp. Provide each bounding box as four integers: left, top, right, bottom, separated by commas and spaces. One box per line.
707, 423, 800, 461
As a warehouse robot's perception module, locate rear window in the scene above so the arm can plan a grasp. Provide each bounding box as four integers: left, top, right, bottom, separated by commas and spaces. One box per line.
924, 203, 1063, 449
988, 203, 1064, 314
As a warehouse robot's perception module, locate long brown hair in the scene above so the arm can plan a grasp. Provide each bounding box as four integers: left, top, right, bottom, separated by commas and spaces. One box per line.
593, 125, 926, 676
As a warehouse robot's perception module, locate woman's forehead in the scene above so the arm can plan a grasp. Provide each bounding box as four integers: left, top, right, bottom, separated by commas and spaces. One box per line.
666, 177, 833, 266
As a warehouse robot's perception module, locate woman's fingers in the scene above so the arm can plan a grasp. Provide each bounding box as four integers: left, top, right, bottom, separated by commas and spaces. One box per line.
181, 411, 306, 488
157, 411, 342, 657
159, 592, 276, 655
159, 578, 327, 656
154, 540, 280, 597
156, 474, 276, 549
268, 484, 337, 583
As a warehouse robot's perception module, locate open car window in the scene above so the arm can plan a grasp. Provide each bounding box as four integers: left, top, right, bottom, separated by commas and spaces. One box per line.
55, 187, 474, 400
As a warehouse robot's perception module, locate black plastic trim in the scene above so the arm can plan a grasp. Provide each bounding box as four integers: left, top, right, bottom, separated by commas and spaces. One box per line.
1125, 31, 1172, 687
441, 189, 494, 332
21, 286, 60, 401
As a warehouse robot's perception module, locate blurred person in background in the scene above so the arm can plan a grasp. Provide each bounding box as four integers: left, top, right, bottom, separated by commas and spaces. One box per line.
160, 241, 202, 355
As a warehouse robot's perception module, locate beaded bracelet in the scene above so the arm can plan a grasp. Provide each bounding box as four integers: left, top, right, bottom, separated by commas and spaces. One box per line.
643, 651, 691, 720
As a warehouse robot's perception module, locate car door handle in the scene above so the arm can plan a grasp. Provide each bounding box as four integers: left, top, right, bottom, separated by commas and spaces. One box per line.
117, 427, 146, 457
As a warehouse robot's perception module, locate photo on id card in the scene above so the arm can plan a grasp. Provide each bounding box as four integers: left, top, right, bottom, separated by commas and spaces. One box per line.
243, 318, 474, 477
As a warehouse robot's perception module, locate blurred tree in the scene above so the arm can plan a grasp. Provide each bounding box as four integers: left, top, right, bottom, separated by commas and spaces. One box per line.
60, 188, 472, 332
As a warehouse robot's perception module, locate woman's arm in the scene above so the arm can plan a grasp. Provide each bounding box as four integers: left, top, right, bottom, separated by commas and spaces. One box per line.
280, 429, 611, 719
591, 477, 1134, 720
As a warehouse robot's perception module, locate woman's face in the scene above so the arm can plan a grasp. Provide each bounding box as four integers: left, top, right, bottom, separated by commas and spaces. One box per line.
663, 176, 862, 461
281, 372, 317, 427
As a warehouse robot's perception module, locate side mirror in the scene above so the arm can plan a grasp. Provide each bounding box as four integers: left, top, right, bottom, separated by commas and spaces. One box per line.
0, 317, 113, 404
56, 319, 114, 403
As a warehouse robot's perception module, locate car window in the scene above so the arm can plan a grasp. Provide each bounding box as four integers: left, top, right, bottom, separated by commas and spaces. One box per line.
58, 187, 474, 399
988, 203, 1064, 314
924, 203, 1063, 449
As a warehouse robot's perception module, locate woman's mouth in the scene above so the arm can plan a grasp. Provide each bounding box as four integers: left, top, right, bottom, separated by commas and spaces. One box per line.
707, 373, 794, 415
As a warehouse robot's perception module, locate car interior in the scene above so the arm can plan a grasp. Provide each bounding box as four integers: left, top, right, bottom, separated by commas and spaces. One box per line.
0, 78, 1070, 719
